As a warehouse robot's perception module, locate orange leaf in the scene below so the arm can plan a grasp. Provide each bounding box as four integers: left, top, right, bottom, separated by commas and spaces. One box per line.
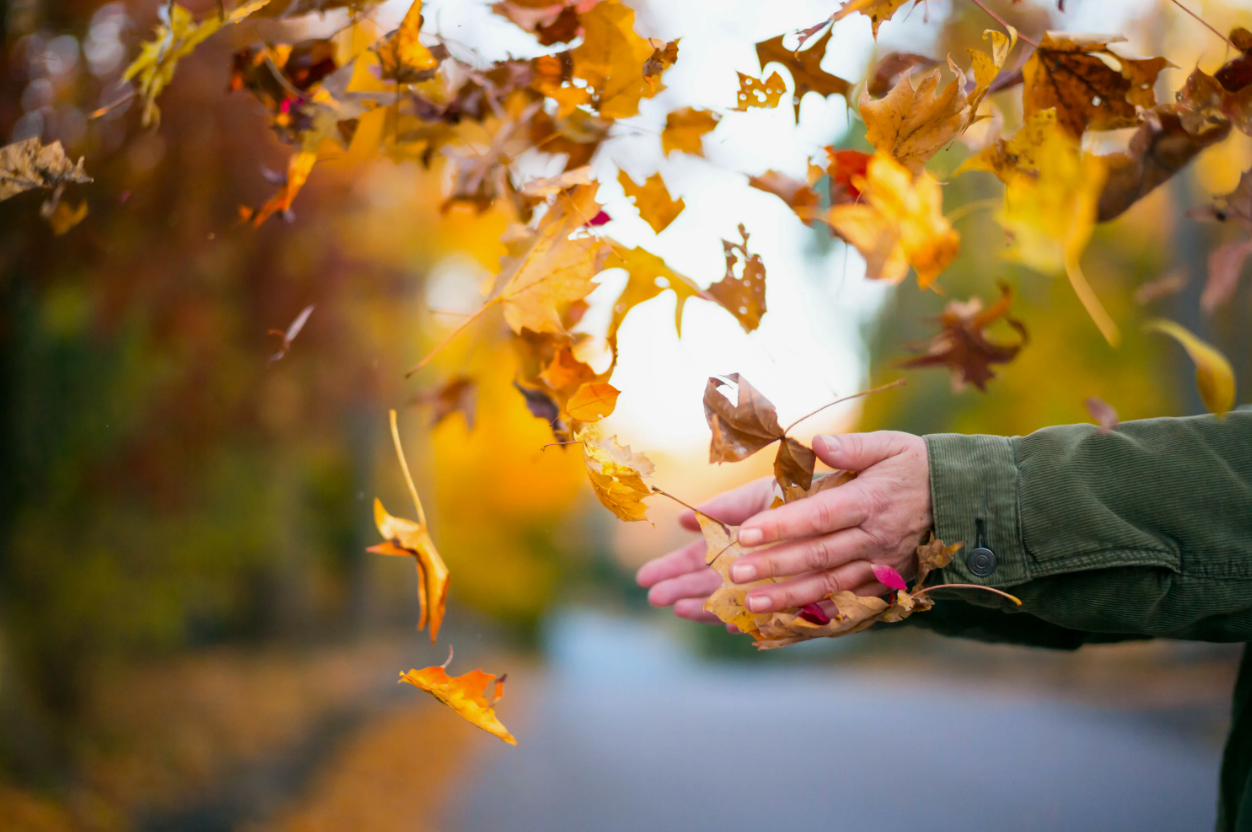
618, 170, 684, 233
566, 382, 620, 422
400, 665, 517, 745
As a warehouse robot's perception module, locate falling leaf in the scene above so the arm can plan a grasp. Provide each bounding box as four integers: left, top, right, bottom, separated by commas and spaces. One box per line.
899, 281, 1027, 392
1021, 33, 1170, 138
493, 2, 582, 45
375, 0, 440, 83
1144, 319, 1236, 417
246, 149, 317, 227
514, 381, 563, 427
580, 430, 654, 521
733, 70, 787, 112
602, 245, 704, 356
708, 224, 767, 331
368, 411, 451, 642
566, 382, 620, 422
571, 0, 659, 118
755, 27, 852, 121
267, 304, 315, 363
40, 195, 88, 235
964, 28, 1017, 117
413, 375, 477, 429
748, 170, 820, 219
825, 148, 871, 203
859, 68, 966, 174
871, 563, 908, 591
695, 512, 776, 636
617, 170, 685, 234
826, 153, 960, 288
540, 346, 596, 393
661, 107, 720, 156
0, 138, 91, 203
400, 665, 517, 745
866, 52, 938, 98
704, 374, 784, 463
1085, 396, 1119, 433
123, 0, 272, 126
521, 166, 596, 197
644, 38, 679, 85
830, 0, 915, 39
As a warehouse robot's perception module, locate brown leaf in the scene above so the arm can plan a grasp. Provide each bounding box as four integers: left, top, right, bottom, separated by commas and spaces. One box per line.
748, 170, 820, 219
413, 375, 477, 429
618, 170, 685, 233
773, 438, 817, 495
704, 374, 784, 463
1022, 33, 1170, 138
867, 52, 939, 98
1189, 168, 1252, 226
1085, 396, 1119, 433
0, 137, 91, 203
859, 68, 966, 174
915, 534, 961, 587
1202, 236, 1252, 314
644, 38, 679, 83
375, 0, 440, 84
755, 27, 852, 121
899, 281, 1027, 391
733, 70, 787, 112
830, 0, 915, 39
708, 224, 767, 332
825, 148, 871, 203
661, 107, 720, 156
40, 191, 89, 235
695, 512, 776, 636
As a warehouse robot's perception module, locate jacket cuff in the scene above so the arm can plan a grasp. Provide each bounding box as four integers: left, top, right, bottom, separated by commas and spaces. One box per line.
924, 433, 1030, 587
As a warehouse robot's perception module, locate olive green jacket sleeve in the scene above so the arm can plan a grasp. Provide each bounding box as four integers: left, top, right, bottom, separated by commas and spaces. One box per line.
913, 412, 1252, 644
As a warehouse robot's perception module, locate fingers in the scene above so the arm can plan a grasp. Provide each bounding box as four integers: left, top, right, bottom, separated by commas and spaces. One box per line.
744, 559, 884, 614
636, 540, 706, 588
646, 567, 722, 608
677, 477, 775, 532
674, 598, 722, 623
737, 482, 869, 547
728, 527, 877, 583
812, 431, 907, 472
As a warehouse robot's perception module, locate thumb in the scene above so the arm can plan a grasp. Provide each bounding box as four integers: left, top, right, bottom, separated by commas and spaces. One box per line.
812, 431, 903, 471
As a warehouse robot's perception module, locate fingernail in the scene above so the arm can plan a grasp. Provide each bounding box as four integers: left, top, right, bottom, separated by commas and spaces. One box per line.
816, 434, 840, 453
738, 527, 763, 546
747, 595, 772, 613
731, 562, 756, 583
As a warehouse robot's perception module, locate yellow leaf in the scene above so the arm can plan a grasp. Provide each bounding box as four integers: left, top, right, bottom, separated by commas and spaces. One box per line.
42, 199, 88, 235
617, 170, 685, 234
580, 430, 654, 521
1144, 319, 1236, 417
695, 512, 776, 636
248, 150, 317, 227
375, 0, 439, 83
602, 244, 704, 355
831, 0, 914, 39
733, 70, 787, 111
965, 28, 1016, 116
860, 69, 966, 174
571, 0, 657, 118
661, 107, 720, 156
956, 109, 1059, 181
566, 382, 620, 422
827, 153, 959, 288
399, 665, 517, 745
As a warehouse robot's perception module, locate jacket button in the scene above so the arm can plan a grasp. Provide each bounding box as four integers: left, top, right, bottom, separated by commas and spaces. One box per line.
967, 547, 997, 577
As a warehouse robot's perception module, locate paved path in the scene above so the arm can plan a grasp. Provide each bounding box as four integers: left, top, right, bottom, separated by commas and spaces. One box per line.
447, 610, 1223, 832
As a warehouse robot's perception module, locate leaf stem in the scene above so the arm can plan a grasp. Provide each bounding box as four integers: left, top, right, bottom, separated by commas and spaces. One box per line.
782, 378, 906, 435
1065, 255, 1121, 347
1167, 0, 1236, 49
913, 583, 1023, 605
965, 0, 1038, 48
406, 297, 499, 377
540, 440, 585, 451
389, 408, 427, 527
945, 197, 1002, 225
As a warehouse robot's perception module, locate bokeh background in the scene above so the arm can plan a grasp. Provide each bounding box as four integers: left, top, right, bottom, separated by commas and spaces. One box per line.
2, 0, 1251, 829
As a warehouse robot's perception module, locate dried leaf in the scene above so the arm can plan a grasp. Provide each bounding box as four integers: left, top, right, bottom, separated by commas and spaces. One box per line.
704, 374, 784, 463
0, 138, 91, 203
1022, 33, 1170, 138
830, 0, 915, 39
867, 52, 938, 98
566, 382, 620, 422
956, 108, 1059, 181
708, 224, 767, 331
521, 166, 595, 197
617, 171, 685, 234
580, 430, 654, 521
399, 665, 517, 745
733, 70, 787, 112
748, 170, 820, 219
899, 281, 1027, 392
41, 197, 88, 235
1085, 396, 1119, 433
602, 244, 704, 356
773, 437, 817, 495
915, 534, 960, 587
755, 27, 852, 121
695, 512, 776, 636
413, 375, 477, 429
964, 28, 1017, 116
375, 0, 440, 83
661, 107, 720, 157
571, 0, 658, 118
1144, 319, 1236, 417
825, 148, 871, 203
860, 68, 966, 174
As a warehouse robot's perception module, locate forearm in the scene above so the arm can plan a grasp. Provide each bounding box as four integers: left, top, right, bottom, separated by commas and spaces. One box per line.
923, 413, 1252, 641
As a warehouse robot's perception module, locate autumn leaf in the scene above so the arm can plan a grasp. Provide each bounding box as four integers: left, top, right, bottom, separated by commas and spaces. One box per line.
571, 0, 659, 118
375, 0, 440, 83
413, 375, 477, 429
521, 166, 596, 197
755, 27, 852, 121
1144, 319, 1236, 417
493, 2, 582, 45
871, 563, 908, 591
695, 512, 776, 636
860, 68, 966, 174
123, 0, 272, 126
826, 153, 959, 288
830, 0, 915, 39
915, 533, 960, 587
566, 382, 620, 422
644, 38, 679, 86
703, 374, 784, 463
400, 665, 517, 745
1021, 33, 1170, 138
867, 52, 939, 98
40, 194, 88, 235
956, 108, 1059, 181
708, 224, 767, 331
0, 138, 91, 203
748, 170, 819, 220
963, 28, 1016, 115
733, 71, 787, 112
773, 437, 817, 495
580, 430, 654, 521
661, 107, 720, 156
368, 411, 450, 642
1188, 169, 1252, 312
618, 170, 685, 234
899, 281, 1027, 392
602, 244, 704, 357
1085, 396, 1119, 433
825, 148, 871, 203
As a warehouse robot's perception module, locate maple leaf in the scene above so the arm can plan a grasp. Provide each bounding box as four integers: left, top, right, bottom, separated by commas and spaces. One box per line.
0, 138, 91, 203
914, 533, 960, 587
375, 0, 440, 84
755, 27, 852, 122
860, 69, 966, 174
956, 108, 1059, 181
661, 107, 720, 156
1021, 33, 1170, 138
566, 382, 620, 422
413, 375, 477, 429
571, 0, 659, 118
899, 281, 1027, 392
492, 2, 583, 45
703, 374, 785, 463
826, 153, 959, 288
748, 171, 820, 220
1144, 319, 1236, 417
368, 411, 450, 642
695, 512, 777, 636
602, 245, 705, 357
825, 148, 871, 203
830, 0, 915, 39
267, 304, 314, 364
246, 150, 317, 226
520, 166, 595, 198
1085, 396, 1119, 434
617, 171, 685, 234
579, 430, 655, 522
123, 0, 271, 126
773, 437, 817, 495
867, 52, 939, 98
400, 664, 517, 745
708, 224, 767, 332
733, 71, 787, 112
